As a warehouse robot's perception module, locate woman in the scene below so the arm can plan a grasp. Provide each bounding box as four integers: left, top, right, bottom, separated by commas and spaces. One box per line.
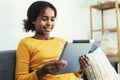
15, 1, 90, 80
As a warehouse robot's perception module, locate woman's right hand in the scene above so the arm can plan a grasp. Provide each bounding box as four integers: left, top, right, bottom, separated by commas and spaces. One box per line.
41, 60, 67, 74
36, 60, 67, 79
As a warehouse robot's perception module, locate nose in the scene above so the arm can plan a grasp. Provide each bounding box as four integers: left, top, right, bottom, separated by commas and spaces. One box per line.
46, 20, 52, 26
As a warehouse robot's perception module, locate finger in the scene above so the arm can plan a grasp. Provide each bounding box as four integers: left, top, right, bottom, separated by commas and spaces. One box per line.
60, 60, 67, 64
43, 61, 58, 73
45, 60, 67, 74
83, 55, 90, 66
45, 62, 61, 73
80, 59, 85, 68
53, 60, 67, 71
56, 64, 66, 71
80, 57, 88, 68
54, 60, 67, 65
80, 55, 89, 65
84, 55, 89, 61
47, 65, 57, 70
49, 68, 58, 74
46, 60, 60, 68
45, 65, 58, 74
47, 65, 65, 74
80, 56, 90, 68
47, 60, 58, 65
49, 60, 67, 68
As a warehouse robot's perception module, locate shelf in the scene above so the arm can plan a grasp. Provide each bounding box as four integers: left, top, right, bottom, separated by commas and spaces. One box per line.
92, 28, 117, 32
90, 1, 120, 10
106, 53, 118, 57
90, 1, 120, 73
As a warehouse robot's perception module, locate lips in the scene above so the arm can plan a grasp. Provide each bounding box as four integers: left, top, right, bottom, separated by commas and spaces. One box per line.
44, 27, 52, 32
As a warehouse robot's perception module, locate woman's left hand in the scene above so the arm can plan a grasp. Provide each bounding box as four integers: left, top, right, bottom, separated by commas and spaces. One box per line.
79, 55, 90, 69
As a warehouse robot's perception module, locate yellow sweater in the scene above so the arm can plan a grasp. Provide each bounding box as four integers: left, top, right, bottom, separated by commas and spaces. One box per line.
15, 37, 83, 80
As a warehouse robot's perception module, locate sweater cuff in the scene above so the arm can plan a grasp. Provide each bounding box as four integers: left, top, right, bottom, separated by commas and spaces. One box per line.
74, 69, 84, 77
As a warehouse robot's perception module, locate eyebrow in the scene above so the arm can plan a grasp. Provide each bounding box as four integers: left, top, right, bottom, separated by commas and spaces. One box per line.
42, 16, 55, 18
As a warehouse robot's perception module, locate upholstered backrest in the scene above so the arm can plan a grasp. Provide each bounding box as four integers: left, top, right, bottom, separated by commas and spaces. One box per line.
0, 50, 16, 80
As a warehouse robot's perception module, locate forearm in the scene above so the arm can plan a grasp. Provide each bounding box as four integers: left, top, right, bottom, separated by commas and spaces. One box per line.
15, 71, 38, 80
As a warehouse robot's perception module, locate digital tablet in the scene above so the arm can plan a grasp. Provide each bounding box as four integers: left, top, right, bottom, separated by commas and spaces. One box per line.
55, 42, 92, 74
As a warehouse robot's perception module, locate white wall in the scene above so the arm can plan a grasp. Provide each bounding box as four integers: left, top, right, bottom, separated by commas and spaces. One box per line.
0, 0, 97, 50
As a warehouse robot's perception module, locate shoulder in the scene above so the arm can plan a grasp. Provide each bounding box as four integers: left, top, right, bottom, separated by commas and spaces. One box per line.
54, 37, 66, 43
18, 36, 32, 45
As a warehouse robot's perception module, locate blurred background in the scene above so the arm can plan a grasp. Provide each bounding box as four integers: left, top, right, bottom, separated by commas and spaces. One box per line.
0, 0, 119, 50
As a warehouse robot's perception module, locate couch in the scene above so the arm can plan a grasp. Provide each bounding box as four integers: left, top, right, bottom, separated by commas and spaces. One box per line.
0, 50, 16, 80
0, 50, 118, 80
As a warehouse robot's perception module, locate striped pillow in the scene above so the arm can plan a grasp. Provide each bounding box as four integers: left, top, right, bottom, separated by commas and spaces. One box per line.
85, 48, 119, 80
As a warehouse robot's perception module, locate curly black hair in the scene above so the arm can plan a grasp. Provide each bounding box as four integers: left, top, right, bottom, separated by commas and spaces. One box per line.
23, 1, 57, 32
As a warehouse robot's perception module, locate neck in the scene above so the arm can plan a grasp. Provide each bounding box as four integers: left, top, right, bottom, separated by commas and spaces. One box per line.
33, 33, 52, 40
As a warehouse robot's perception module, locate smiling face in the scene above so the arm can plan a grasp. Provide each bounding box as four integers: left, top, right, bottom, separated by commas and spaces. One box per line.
32, 7, 55, 36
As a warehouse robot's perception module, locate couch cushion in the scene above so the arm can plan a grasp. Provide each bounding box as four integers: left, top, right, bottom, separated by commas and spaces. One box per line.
85, 48, 119, 80
0, 50, 16, 80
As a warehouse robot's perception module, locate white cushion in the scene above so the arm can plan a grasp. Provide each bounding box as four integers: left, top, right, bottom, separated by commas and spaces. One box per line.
85, 47, 120, 80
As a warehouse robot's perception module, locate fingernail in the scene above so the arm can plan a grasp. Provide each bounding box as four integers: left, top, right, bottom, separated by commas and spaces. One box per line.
61, 60, 67, 63
80, 57, 83, 60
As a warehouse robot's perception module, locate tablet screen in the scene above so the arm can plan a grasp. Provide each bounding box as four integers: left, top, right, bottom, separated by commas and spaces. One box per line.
55, 42, 92, 74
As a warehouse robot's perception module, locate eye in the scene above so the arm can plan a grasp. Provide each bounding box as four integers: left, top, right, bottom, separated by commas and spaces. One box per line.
42, 17, 48, 21
51, 18, 55, 22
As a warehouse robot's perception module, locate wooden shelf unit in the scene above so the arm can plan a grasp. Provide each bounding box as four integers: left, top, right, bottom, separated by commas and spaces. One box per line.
107, 53, 118, 57
92, 27, 117, 32
90, 1, 120, 10
90, 0, 120, 73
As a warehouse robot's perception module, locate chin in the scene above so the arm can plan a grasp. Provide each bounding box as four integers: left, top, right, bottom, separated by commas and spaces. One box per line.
44, 32, 51, 35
